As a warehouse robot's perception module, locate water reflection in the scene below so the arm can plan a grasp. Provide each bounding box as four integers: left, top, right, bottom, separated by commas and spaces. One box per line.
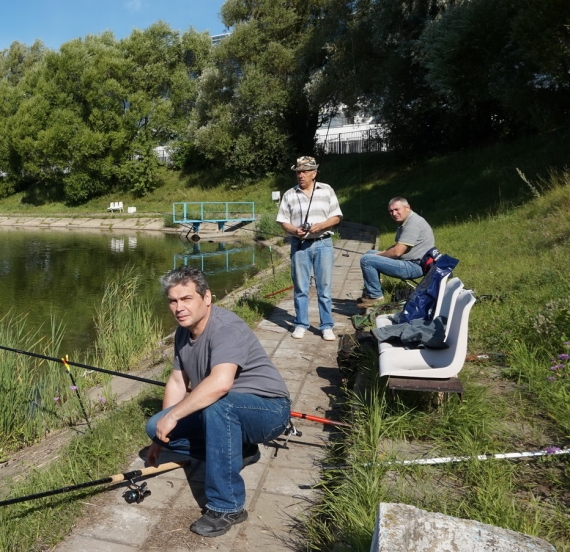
173, 242, 256, 273
0, 229, 270, 354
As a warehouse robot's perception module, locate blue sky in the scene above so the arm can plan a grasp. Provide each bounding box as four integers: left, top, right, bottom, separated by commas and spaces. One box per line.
1, 0, 227, 51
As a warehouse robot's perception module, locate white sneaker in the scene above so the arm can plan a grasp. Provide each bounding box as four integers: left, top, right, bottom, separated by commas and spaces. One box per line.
322, 328, 336, 341
291, 327, 306, 339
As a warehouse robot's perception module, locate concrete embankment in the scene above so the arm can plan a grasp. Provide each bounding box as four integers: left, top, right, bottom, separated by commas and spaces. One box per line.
0, 215, 174, 233
0, 215, 255, 240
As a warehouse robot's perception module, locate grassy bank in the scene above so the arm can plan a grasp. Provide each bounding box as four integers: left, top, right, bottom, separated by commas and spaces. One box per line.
303, 167, 570, 550
0, 392, 160, 551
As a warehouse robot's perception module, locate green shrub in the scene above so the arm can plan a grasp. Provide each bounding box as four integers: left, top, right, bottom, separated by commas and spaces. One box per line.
255, 213, 283, 240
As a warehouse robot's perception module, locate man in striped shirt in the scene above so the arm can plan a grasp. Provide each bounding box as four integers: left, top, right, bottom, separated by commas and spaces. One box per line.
277, 156, 343, 341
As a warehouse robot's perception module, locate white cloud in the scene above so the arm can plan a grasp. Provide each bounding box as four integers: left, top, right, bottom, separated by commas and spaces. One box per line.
125, 0, 144, 12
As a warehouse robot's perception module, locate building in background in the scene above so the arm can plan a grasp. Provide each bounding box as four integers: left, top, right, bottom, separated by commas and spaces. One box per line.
315, 108, 386, 154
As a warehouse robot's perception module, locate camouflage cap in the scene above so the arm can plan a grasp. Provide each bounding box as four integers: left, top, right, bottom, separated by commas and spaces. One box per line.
291, 156, 319, 171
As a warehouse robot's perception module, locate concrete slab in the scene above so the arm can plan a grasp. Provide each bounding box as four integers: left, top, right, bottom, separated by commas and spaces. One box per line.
56, 535, 138, 551
73, 504, 157, 546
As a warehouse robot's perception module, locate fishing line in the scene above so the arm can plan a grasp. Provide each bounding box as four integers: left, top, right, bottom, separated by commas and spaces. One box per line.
0, 345, 349, 429
224, 225, 369, 257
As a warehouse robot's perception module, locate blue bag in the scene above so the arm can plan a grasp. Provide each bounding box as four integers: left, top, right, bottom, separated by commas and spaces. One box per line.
392, 254, 459, 324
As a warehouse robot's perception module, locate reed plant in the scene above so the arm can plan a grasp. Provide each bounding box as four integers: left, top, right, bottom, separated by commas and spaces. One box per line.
0, 313, 96, 453
94, 266, 164, 374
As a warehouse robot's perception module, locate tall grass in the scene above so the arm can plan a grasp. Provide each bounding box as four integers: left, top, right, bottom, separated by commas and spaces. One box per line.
305, 345, 569, 550
94, 266, 163, 373
0, 392, 158, 552
507, 340, 570, 437
0, 313, 93, 453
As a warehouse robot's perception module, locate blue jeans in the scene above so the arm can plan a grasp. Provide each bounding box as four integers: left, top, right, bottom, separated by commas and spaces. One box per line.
360, 250, 423, 298
290, 237, 334, 331
146, 393, 290, 513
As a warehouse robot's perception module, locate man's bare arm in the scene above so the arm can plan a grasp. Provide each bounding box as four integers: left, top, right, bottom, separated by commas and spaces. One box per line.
147, 367, 190, 466
155, 363, 238, 444
378, 243, 411, 258
162, 368, 189, 409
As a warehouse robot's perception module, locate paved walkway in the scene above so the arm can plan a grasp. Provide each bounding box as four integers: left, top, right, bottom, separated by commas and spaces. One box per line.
54, 223, 376, 552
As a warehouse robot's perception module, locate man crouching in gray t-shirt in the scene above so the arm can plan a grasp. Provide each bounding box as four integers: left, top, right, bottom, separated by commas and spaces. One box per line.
146, 267, 290, 538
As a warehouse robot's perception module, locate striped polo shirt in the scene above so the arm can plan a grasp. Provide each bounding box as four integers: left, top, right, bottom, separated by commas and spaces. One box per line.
276, 182, 343, 239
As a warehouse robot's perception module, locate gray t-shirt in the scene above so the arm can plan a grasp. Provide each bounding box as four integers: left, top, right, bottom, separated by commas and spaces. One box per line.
395, 211, 435, 261
173, 305, 289, 399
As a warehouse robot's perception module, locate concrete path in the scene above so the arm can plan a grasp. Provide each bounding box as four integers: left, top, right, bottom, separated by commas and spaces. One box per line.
53, 222, 376, 552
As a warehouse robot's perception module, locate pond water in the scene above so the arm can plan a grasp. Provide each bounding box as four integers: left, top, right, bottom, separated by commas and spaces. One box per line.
0, 228, 271, 354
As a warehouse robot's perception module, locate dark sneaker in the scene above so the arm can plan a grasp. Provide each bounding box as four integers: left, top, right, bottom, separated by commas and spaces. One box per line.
190, 508, 248, 537
242, 444, 260, 469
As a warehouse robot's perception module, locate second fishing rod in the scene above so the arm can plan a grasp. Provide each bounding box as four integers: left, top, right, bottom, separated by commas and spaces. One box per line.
218, 225, 371, 258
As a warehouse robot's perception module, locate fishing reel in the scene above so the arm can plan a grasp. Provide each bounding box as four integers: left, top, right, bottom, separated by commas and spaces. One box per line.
273, 420, 303, 457
300, 222, 312, 233
122, 480, 151, 504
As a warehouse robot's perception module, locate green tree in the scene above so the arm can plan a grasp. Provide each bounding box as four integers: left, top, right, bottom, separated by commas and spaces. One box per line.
0, 41, 47, 197
419, 0, 570, 140
504, 0, 570, 130
2, 24, 211, 203
305, 0, 461, 154
192, 0, 329, 174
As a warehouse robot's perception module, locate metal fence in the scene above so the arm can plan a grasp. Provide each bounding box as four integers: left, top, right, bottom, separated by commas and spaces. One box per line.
317, 128, 386, 155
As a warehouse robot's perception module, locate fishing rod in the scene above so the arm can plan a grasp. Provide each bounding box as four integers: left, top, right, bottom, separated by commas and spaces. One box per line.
291, 411, 351, 428
218, 225, 370, 257
263, 285, 294, 298
0, 460, 188, 507
0, 345, 350, 429
321, 447, 570, 471
0, 344, 167, 387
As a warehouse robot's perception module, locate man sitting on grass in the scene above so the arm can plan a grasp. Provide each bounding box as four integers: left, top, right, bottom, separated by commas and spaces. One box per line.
145, 267, 290, 538
358, 197, 435, 308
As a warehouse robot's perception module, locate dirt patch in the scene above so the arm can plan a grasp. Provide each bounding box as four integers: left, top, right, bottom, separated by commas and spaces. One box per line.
139, 507, 207, 551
